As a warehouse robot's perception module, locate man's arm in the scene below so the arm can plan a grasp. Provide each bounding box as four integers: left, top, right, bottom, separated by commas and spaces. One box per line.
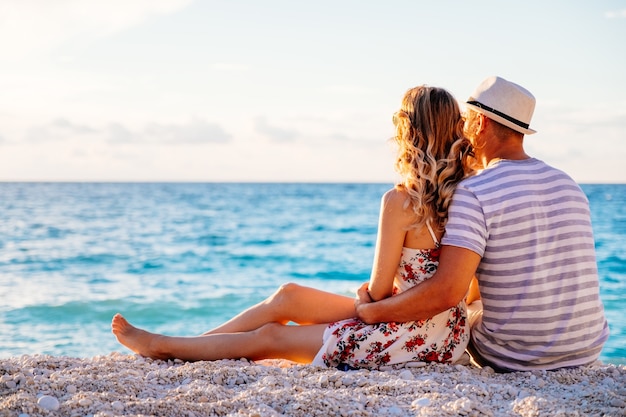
355, 245, 481, 324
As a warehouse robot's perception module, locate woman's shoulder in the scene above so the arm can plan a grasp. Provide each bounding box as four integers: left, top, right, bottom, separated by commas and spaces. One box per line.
381, 186, 416, 223
382, 186, 412, 210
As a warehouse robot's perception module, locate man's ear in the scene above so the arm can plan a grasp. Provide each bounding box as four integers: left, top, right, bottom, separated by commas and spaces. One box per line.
476, 113, 487, 134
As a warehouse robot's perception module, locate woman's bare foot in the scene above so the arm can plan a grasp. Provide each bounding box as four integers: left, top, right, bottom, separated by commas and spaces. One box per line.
111, 314, 170, 360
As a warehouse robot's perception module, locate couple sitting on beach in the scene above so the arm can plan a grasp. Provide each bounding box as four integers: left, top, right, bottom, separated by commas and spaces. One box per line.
113, 76, 609, 373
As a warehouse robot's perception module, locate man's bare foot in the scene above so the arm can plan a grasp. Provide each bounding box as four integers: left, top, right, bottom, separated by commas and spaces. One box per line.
111, 314, 170, 360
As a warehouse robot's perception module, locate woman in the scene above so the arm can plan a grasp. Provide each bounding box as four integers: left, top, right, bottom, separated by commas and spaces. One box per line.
112, 85, 474, 369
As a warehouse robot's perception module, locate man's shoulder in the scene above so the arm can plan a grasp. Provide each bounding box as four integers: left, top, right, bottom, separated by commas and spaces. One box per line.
459, 158, 577, 190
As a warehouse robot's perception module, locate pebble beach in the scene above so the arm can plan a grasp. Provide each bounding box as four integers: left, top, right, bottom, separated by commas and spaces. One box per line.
1, 353, 624, 417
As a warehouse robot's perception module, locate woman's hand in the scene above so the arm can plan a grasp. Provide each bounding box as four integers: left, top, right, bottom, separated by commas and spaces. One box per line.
354, 283, 372, 307
354, 283, 378, 324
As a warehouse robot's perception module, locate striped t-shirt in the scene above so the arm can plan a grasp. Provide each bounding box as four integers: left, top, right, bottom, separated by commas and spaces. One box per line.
442, 158, 609, 371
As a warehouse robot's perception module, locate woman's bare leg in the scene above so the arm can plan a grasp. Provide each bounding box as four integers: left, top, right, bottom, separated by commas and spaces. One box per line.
203, 283, 356, 335
112, 313, 326, 363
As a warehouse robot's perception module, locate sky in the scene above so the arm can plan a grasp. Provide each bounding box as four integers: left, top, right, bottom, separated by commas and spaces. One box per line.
0, 0, 624, 183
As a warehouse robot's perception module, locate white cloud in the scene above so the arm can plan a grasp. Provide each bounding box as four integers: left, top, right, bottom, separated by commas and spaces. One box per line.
0, 0, 194, 61
143, 119, 231, 144
323, 84, 377, 95
254, 116, 299, 143
25, 118, 97, 143
105, 123, 135, 144
211, 63, 249, 72
605, 9, 626, 18
21, 117, 232, 145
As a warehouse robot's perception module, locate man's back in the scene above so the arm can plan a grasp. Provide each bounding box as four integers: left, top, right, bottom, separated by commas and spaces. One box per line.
442, 158, 609, 371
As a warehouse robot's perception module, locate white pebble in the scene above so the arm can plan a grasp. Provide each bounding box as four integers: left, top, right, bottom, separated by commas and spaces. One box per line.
399, 370, 413, 380
66, 384, 77, 394
601, 377, 615, 386
405, 361, 427, 368
176, 384, 190, 393
385, 405, 403, 415
79, 398, 92, 406
37, 395, 60, 411
451, 398, 473, 413
263, 376, 277, 386
341, 375, 354, 386
412, 397, 431, 407
111, 400, 124, 411
5, 380, 17, 389
318, 374, 329, 387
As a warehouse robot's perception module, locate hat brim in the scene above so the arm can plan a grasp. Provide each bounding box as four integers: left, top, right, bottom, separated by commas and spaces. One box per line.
465, 102, 536, 135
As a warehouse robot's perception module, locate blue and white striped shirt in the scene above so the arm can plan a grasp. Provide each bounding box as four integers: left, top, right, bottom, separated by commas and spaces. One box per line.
442, 158, 609, 370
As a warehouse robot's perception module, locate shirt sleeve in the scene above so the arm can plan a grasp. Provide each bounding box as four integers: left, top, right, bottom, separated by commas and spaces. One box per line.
441, 185, 488, 257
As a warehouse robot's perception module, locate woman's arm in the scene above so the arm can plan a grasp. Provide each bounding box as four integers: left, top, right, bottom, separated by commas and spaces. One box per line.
366, 189, 411, 301
357, 245, 480, 323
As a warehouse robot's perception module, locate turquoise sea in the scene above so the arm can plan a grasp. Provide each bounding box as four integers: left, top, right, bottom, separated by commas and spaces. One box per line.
0, 183, 624, 365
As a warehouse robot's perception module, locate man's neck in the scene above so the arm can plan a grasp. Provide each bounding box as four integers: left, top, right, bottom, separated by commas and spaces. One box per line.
476, 133, 529, 168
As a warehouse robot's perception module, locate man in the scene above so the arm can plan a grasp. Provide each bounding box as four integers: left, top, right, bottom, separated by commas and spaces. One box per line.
356, 76, 609, 371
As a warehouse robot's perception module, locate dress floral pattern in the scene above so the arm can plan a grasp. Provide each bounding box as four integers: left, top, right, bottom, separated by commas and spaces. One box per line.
312, 246, 470, 369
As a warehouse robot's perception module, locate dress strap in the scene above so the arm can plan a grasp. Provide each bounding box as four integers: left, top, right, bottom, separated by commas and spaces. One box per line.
426, 220, 440, 247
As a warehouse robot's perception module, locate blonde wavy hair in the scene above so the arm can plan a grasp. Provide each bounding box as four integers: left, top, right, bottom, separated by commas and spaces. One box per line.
393, 85, 474, 231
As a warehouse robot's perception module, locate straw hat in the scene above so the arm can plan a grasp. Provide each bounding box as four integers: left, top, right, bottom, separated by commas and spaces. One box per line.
465, 76, 537, 135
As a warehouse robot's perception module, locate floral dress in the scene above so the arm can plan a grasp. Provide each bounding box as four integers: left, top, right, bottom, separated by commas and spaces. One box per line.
312, 231, 470, 370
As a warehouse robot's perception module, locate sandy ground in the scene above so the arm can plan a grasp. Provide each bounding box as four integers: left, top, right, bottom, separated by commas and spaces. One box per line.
1, 353, 624, 416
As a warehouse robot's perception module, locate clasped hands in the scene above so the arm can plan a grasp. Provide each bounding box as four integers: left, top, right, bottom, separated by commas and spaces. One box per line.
354, 282, 376, 323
